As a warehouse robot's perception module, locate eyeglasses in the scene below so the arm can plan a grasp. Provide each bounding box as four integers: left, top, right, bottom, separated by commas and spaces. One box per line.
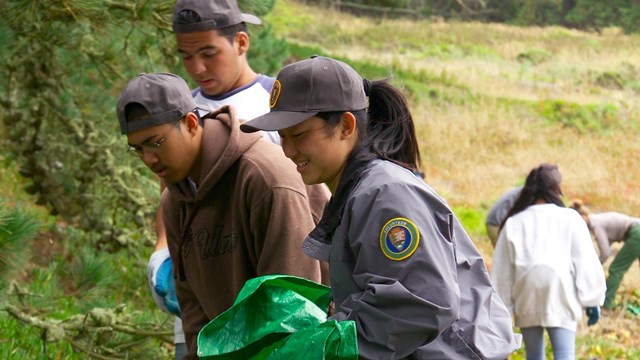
127, 118, 183, 158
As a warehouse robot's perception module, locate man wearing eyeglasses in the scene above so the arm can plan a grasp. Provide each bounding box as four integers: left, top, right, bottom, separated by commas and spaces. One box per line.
118, 72, 326, 360
146, 1, 330, 358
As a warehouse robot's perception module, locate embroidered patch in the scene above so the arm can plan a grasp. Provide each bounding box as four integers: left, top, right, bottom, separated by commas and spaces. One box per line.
269, 80, 281, 109
379, 217, 420, 260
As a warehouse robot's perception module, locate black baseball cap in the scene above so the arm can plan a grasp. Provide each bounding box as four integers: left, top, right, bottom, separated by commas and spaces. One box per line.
173, 0, 261, 33
240, 55, 367, 133
116, 73, 197, 134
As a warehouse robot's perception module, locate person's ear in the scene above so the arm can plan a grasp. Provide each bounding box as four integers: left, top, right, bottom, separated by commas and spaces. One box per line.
184, 112, 200, 136
339, 112, 357, 140
235, 32, 249, 56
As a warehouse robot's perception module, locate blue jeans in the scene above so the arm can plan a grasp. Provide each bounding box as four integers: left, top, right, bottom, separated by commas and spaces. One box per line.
521, 326, 575, 360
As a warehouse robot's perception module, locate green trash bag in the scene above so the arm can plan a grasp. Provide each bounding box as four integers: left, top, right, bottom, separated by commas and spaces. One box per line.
197, 274, 358, 360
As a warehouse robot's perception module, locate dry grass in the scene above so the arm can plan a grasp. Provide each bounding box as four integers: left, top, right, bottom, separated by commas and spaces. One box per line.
270, 0, 640, 212
269, 1, 640, 357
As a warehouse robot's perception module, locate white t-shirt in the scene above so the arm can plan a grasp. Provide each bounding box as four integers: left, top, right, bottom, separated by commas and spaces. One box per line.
192, 74, 280, 144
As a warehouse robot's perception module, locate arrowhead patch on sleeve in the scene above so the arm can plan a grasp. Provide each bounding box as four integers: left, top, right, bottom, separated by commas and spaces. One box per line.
379, 217, 420, 260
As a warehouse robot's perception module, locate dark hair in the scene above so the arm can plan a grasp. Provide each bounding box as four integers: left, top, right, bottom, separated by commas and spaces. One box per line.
174, 10, 248, 44
317, 79, 423, 177
500, 163, 564, 230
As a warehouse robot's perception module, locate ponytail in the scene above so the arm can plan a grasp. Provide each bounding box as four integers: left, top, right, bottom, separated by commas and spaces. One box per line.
317, 78, 423, 177
365, 79, 422, 177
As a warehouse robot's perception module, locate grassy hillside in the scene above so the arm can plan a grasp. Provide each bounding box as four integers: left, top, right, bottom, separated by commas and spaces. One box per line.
269, 1, 640, 212
266, 1, 640, 358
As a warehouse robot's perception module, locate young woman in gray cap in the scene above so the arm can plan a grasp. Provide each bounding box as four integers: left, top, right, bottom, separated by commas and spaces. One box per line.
241, 55, 521, 359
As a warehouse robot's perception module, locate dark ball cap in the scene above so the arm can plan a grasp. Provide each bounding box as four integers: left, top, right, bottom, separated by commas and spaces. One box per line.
173, 0, 261, 33
240, 55, 366, 133
116, 73, 196, 135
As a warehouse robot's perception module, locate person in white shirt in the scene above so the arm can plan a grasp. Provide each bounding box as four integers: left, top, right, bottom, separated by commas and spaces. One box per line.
491, 163, 606, 360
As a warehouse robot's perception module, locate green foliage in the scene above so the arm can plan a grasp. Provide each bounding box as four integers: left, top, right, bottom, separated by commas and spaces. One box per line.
241, 0, 277, 17
509, 331, 640, 359
0, 0, 174, 254
330, 0, 425, 18
0, 198, 39, 292
419, 43, 464, 59
1, 302, 172, 359
0, 224, 173, 358
594, 71, 626, 90
575, 335, 640, 359
241, 0, 289, 76
248, 25, 290, 76
0, 317, 78, 360
0, 20, 13, 68
66, 246, 118, 296
286, 42, 472, 105
592, 63, 640, 92
565, 0, 640, 33
0, 0, 289, 257
367, 0, 413, 8
534, 100, 625, 133
514, 0, 563, 26
422, 0, 640, 33
482, 0, 521, 22
0, 0, 290, 357
451, 205, 486, 238
516, 49, 552, 65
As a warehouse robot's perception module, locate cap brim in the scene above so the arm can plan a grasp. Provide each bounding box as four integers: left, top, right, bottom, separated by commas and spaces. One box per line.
240, 110, 317, 133
241, 13, 261, 25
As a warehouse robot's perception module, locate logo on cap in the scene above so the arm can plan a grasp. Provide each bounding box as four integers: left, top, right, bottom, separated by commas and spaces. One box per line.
380, 217, 420, 261
269, 80, 281, 109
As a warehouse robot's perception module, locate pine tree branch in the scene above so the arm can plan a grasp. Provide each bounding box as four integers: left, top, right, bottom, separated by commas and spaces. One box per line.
4, 304, 174, 356
67, 338, 124, 360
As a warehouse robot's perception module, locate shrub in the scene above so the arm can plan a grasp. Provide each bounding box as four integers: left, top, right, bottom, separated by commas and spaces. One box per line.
594, 71, 626, 90
516, 49, 552, 65
534, 100, 623, 133
514, 0, 563, 26
565, 0, 640, 33
0, 198, 39, 292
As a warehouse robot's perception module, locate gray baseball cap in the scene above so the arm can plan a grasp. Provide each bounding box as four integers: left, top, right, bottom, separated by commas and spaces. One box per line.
240, 55, 367, 133
173, 0, 261, 33
117, 73, 197, 134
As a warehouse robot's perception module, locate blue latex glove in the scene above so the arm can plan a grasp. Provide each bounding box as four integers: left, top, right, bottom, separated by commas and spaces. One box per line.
586, 306, 600, 326
155, 257, 181, 317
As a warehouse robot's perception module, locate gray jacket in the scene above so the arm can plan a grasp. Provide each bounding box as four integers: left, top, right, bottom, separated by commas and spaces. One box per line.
486, 186, 522, 226
327, 160, 520, 359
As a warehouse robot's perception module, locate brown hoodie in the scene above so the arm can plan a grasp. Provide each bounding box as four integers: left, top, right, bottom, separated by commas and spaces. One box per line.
162, 106, 326, 359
